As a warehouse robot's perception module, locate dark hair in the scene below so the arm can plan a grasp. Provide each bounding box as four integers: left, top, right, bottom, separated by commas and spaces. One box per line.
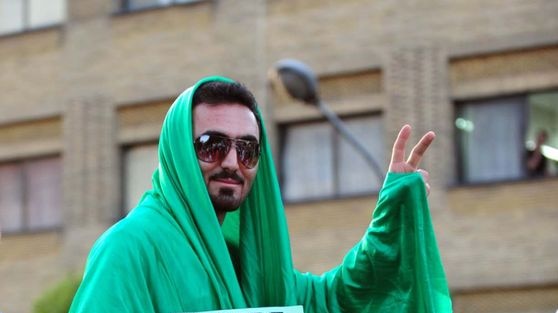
192, 81, 263, 139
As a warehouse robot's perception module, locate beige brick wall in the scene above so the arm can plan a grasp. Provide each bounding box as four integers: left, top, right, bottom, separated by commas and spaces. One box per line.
266, 0, 558, 75
0, 233, 66, 313
1, 0, 558, 312
0, 29, 65, 124
0, 118, 62, 161
452, 286, 558, 313
451, 46, 558, 99
444, 179, 558, 289
286, 195, 379, 274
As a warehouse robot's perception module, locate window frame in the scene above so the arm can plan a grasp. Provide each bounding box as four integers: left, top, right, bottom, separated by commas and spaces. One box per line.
0, 154, 63, 235
278, 112, 385, 204
454, 89, 558, 186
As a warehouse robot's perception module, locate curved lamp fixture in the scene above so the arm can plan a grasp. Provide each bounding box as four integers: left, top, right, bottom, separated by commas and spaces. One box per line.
274, 58, 385, 183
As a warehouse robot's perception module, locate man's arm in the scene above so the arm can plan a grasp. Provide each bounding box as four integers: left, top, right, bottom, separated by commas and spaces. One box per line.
293, 125, 451, 313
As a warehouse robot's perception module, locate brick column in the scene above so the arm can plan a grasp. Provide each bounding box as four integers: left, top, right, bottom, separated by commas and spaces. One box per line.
62, 96, 119, 269
63, 97, 118, 225
384, 45, 453, 188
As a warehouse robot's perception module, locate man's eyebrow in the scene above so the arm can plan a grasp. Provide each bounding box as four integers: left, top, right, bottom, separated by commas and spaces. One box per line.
240, 135, 259, 142
202, 130, 227, 137
201, 130, 258, 142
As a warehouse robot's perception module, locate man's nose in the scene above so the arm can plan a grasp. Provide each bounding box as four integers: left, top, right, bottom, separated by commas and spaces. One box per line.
221, 145, 240, 170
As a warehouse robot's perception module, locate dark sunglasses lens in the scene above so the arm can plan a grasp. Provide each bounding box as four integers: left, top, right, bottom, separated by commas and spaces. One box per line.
195, 135, 230, 163
236, 141, 260, 168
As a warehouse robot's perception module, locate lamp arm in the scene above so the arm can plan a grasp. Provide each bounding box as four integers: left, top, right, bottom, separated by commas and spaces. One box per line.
316, 100, 386, 183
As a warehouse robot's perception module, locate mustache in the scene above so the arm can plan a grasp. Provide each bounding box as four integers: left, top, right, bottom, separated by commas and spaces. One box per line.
209, 170, 244, 184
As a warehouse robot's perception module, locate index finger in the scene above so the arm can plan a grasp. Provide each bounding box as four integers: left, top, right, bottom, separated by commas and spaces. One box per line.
390, 124, 411, 164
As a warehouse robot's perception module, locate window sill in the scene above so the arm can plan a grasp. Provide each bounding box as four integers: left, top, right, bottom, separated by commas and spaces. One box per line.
283, 190, 380, 206
0, 24, 64, 40
282, 175, 558, 204
0, 226, 63, 238
449, 174, 558, 189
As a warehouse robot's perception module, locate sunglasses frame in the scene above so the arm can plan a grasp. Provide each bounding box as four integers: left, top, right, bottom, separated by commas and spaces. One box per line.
194, 133, 261, 169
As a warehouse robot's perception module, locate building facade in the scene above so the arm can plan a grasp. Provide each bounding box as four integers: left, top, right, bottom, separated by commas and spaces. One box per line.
0, 1, 557, 312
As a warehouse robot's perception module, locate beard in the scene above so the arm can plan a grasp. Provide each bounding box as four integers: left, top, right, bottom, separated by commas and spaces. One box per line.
207, 169, 249, 218
209, 187, 243, 214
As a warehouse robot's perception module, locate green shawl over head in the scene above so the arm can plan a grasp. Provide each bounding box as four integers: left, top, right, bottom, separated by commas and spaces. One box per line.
149, 75, 296, 308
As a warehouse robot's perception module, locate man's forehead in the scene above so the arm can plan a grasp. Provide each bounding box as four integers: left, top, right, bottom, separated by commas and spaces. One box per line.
193, 103, 259, 139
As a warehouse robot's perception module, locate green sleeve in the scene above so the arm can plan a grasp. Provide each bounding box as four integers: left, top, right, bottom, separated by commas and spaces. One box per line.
294, 172, 452, 313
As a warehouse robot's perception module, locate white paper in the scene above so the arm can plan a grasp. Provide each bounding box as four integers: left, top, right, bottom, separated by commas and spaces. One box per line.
183, 305, 304, 313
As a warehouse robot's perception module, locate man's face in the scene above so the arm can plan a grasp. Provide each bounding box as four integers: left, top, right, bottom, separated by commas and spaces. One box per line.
193, 103, 260, 218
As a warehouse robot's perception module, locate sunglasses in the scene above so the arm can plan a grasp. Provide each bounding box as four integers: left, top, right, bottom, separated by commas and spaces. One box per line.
194, 134, 260, 169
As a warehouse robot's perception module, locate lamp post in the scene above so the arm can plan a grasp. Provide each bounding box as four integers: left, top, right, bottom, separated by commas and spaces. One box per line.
273, 59, 385, 183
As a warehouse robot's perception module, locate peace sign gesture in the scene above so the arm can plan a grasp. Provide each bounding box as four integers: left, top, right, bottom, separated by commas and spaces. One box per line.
389, 125, 435, 194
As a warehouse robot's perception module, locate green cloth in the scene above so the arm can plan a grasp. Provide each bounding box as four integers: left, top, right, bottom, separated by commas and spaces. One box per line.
69, 76, 452, 312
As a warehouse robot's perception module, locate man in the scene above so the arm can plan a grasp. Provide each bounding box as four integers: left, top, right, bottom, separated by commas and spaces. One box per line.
526, 129, 549, 177
70, 76, 451, 312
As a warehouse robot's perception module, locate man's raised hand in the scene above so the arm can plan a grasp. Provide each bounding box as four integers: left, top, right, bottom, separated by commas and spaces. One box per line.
388, 125, 435, 194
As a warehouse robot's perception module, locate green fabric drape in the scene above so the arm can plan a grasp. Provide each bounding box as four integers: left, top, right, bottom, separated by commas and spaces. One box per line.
293, 172, 452, 312
69, 76, 452, 312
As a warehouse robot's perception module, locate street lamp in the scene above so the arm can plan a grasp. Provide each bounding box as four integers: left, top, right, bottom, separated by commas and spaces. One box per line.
273, 58, 385, 182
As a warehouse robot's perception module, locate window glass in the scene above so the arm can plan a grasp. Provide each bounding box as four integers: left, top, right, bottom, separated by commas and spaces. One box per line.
127, 0, 169, 10
123, 144, 158, 213
26, 157, 62, 229
0, 163, 24, 233
0, 0, 24, 34
282, 123, 334, 201
122, 0, 199, 11
281, 115, 384, 201
29, 0, 66, 28
0, 0, 65, 35
456, 97, 525, 183
338, 116, 385, 195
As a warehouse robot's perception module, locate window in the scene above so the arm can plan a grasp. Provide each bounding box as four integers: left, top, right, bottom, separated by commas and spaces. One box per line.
455, 90, 558, 184
0, 0, 66, 35
123, 144, 158, 213
280, 115, 385, 202
118, 0, 199, 12
0, 156, 62, 233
